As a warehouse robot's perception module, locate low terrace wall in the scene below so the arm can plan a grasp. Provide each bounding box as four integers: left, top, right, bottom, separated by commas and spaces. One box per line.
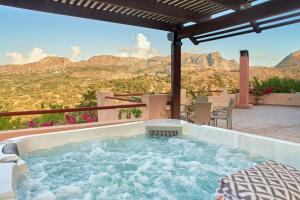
249, 93, 300, 106
97, 89, 189, 124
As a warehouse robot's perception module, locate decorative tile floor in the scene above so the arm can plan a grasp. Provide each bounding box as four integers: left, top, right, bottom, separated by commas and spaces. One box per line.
220, 105, 300, 143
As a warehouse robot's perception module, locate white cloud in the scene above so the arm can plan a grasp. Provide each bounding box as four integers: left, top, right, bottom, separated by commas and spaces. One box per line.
71, 46, 82, 58
116, 33, 158, 59
27, 48, 48, 63
5, 52, 24, 65
5, 47, 48, 64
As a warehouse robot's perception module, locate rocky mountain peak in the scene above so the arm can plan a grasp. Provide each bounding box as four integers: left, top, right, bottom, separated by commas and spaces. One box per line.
276, 49, 300, 68
181, 51, 238, 69
38, 56, 72, 67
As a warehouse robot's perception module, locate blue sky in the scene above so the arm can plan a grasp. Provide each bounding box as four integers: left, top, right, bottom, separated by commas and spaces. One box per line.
0, 5, 300, 66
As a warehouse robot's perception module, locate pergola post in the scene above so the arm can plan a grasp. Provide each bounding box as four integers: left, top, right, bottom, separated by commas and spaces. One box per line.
170, 31, 182, 119
236, 50, 252, 108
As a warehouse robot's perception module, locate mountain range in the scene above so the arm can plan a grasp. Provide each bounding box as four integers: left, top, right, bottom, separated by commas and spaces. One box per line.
0, 52, 239, 74
1, 49, 300, 75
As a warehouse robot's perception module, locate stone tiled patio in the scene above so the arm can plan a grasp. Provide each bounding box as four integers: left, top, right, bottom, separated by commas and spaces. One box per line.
225, 105, 300, 143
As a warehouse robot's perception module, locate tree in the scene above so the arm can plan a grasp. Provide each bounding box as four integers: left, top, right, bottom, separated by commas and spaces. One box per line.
78, 86, 97, 107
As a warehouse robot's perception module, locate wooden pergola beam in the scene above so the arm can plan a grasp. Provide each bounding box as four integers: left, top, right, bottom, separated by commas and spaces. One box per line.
0, 0, 176, 31
98, 0, 209, 22
178, 0, 300, 39
208, 0, 249, 10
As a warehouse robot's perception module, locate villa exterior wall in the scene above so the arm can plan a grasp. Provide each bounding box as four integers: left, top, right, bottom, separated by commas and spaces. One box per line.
97, 91, 116, 122
142, 94, 171, 119
249, 93, 300, 106
134, 89, 188, 120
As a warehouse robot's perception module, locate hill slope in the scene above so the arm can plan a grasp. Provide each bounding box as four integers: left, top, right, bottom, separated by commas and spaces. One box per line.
276, 49, 300, 68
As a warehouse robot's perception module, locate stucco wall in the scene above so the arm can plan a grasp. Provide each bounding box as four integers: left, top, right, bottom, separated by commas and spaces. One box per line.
249, 93, 300, 106
97, 91, 148, 124
143, 94, 171, 119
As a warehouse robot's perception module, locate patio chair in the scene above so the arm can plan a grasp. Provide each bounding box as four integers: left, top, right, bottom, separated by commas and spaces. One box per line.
195, 96, 208, 103
180, 104, 189, 120
189, 102, 212, 125
211, 98, 235, 129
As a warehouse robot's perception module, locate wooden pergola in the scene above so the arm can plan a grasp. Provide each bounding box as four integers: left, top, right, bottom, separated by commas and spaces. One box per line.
1, 0, 300, 119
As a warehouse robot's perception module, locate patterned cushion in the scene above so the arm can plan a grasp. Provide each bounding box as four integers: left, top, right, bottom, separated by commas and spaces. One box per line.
217, 161, 300, 200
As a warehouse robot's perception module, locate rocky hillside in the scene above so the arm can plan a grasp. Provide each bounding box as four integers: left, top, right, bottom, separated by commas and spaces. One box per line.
276, 49, 300, 68
182, 52, 238, 69
1, 50, 300, 113
0, 52, 238, 74
0, 57, 72, 74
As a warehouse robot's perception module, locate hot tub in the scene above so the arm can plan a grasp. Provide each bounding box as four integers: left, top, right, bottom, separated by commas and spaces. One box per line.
1, 119, 300, 200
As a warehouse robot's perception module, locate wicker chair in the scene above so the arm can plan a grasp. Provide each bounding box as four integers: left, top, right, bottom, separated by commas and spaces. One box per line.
211, 98, 235, 129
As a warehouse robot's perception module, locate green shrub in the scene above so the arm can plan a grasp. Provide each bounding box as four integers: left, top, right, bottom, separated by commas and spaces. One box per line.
186, 87, 197, 99
0, 116, 22, 131
229, 87, 239, 94
130, 108, 143, 118
118, 108, 137, 119
78, 86, 97, 107
187, 85, 212, 99
251, 76, 300, 95
32, 103, 66, 125
250, 77, 264, 96
130, 96, 142, 103
77, 86, 98, 121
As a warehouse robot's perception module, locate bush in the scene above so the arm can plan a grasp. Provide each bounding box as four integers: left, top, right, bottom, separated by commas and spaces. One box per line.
250, 77, 264, 97
28, 103, 66, 128
187, 85, 212, 99
187, 88, 197, 99
117, 108, 143, 119
130, 108, 142, 118
0, 116, 22, 131
76, 86, 98, 122
130, 96, 142, 103
35, 103, 65, 124
27, 86, 100, 128
78, 86, 97, 107
251, 76, 300, 95
118, 109, 127, 120
69, 112, 97, 124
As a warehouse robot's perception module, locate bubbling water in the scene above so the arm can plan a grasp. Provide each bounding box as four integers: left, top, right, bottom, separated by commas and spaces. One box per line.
17, 135, 265, 200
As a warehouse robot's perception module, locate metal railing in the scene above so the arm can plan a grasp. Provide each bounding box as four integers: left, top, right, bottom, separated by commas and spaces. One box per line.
0, 103, 146, 117
105, 96, 141, 103
114, 89, 237, 97
114, 93, 143, 97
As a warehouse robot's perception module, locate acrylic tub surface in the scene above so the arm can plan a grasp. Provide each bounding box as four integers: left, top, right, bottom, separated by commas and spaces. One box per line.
1, 119, 300, 199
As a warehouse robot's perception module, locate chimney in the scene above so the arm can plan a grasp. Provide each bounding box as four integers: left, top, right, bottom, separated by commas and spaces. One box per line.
236, 50, 252, 108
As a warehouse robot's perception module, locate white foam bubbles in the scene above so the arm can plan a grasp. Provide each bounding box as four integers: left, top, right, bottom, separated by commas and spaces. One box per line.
17, 135, 265, 200
88, 147, 105, 159
55, 185, 82, 199
35, 191, 55, 200
83, 193, 93, 200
